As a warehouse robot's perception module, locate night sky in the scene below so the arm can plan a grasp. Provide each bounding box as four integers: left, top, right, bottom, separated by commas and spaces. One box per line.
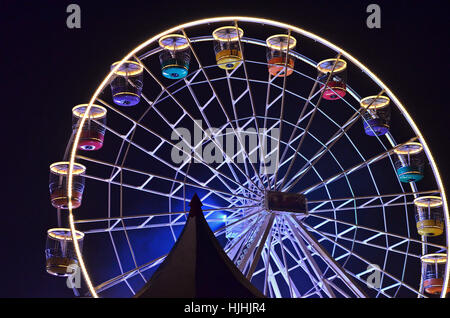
2, 0, 449, 297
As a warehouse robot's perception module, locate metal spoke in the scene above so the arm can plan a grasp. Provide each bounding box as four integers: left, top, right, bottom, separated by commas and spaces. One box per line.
284, 215, 336, 297
307, 213, 445, 250
276, 80, 321, 189
299, 137, 418, 195
134, 55, 264, 193
276, 53, 342, 190
245, 214, 276, 279
282, 90, 385, 192
182, 75, 244, 190
301, 219, 427, 297
94, 210, 261, 294
287, 215, 367, 297
272, 29, 293, 189
96, 98, 261, 197
234, 21, 269, 188
180, 29, 266, 190
77, 155, 254, 202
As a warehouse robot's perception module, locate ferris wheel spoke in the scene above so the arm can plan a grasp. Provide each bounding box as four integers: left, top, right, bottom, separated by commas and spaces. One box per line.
95, 253, 167, 294
76, 203, 259, 234
106, 230, 136, 295
308, 189, 440, 206
96, 211, 263, 294
267, 241, 302, 297
311, 198, 414, 213
312, 225, 422, 260
77, 154, 253, 203
286, 215, 368, 297
75, 204, 260, 228
277, 79, 322, 188
278, 225, 329, 297
82, 213, 257, 235
276, 215, 296, 297
258, 68, 298, 189
283, 215, 337, 297
244, 214, 276, 280
259, 250, 281, 298
233, 21, 270, 189
235, 213, 275, 273
297, 137, 418, 195
131, 57, 261, 194
223, 74, 257, 187
180, 30, 266, 190
225, 212, 266, 262
96, 99, 261, 198
301, 220, 427, 297
83, 172, 229, 210
282, 90, 385, 192
272, 29, 293, 190
262, 73, 275, 189
182, 78, 246, 188
276, 232, 326, 298
275, 53, 341, 191
306, 211, 445, 250
139, 64, 264, 194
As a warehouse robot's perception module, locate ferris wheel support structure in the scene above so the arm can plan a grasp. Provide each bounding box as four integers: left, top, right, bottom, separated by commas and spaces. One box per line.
63, 16, 449, 298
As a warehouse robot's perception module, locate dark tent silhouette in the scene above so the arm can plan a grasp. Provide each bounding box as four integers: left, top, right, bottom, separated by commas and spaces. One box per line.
135, 194, 265, 298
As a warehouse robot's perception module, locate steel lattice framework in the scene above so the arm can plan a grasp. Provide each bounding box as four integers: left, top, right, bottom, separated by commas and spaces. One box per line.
61, 17, 449, 298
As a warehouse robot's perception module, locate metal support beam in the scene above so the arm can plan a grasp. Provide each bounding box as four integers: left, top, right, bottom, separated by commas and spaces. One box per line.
237, 213, 274, 273
246, 214, 276, 279
288, 215, 367, 298
284, 216, 336, 298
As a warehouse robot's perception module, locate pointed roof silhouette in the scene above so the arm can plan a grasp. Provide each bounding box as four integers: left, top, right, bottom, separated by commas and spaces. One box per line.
135, 193, 265, 298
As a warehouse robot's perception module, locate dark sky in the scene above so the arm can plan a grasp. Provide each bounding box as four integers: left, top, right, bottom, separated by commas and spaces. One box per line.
1, 0, 449, 297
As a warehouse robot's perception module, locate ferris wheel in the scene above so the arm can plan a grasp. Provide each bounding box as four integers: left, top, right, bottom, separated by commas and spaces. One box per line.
45, 17, 449, 298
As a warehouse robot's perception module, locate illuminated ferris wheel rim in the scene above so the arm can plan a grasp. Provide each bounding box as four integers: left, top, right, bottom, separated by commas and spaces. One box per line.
65, 16, 449, 298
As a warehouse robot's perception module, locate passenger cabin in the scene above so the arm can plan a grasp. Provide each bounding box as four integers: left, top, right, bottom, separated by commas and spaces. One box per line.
110, 61, 144, 106
49, 161, 86, 209
414, 196, 444, 237
360, 95, 391, 136
265, 34, 296, 77
393, 142, 424, 183
212, 26, 243, 70
158, 34, 191, 79
421, 253, 449, 295
317, 58, 347, 100
45, 228, 84, 277
72, 104, 107, 151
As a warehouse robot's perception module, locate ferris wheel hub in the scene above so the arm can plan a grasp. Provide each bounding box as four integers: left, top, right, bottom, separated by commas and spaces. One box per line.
263, 191, 308, 216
